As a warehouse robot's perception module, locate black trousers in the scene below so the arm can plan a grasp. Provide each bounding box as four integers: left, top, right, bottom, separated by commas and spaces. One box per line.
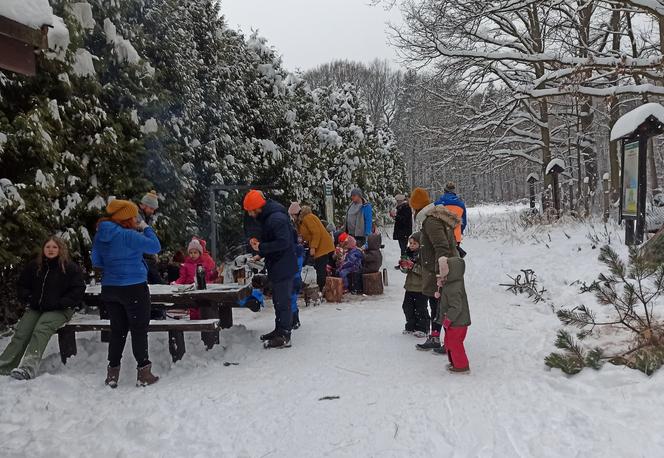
402, 291, 430, 333
272, 279, 293, 337
427, 296, 442, 334
397, 238, 408, 256
314, 254, 330, 292
102, 283, 151, 368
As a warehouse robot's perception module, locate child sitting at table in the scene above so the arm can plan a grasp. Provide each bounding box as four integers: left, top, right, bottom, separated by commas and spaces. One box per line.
174, 238, 218, 318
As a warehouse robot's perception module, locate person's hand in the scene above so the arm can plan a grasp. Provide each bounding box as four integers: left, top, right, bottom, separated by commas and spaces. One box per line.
138, 220, 148, 231
249, 238, 260, 252
310, 247, 316, 257
252, 255, 262, 262
443, 317, 452, 329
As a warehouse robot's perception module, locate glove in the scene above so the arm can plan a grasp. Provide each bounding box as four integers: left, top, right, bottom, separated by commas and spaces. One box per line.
138, 220, 148, 231
443, 317, 452, 329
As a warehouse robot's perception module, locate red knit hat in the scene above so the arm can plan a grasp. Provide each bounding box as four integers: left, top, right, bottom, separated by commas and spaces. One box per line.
243, 190, 267, 211
338, 232, 349, 243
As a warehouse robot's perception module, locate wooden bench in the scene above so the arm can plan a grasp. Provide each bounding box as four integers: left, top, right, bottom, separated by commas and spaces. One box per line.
58, 319, 220, 364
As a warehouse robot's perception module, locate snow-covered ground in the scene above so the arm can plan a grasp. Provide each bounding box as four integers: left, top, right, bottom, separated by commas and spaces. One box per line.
2, 206, 664, 457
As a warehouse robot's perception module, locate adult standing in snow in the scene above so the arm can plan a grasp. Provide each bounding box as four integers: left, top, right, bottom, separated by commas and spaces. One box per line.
92, 199, 161, 387
288, 202, 335, 293
344, 188, 373, 248
411, 187, 460, 352
393, 193, 412, 264
244, 190, 298, 349
0, 237, 85, 380
435, 182, 467, 253
137, 190, 164, 284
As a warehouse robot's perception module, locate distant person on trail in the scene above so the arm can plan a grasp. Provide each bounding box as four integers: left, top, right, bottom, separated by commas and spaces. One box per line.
288, 202, 335, 294
92, 199, 161, 388
344, 188, 373, 248
0, 237, 85, 380
244, 190, 298, 349
435, 182, 467, 256
137, 190, 164, 284
392, 194, 412, 262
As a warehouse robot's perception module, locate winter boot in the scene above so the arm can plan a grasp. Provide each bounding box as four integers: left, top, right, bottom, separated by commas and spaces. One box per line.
136, 363, 159, 387
448, 365, 470, 374
416, 335, 440, 351
260, 329, 279, 341
105, 365, 120, 388
9, 367, 31, 380
292, 311, 301, 330
432, 345, 447, 355
413, 330, 427, 338
263, 334, 291, 349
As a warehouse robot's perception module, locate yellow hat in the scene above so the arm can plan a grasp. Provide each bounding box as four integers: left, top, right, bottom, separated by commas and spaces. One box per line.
107, 199, 139, 222
409, 187, 431, 211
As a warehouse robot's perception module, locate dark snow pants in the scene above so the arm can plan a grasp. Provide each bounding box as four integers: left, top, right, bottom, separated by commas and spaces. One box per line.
402, 291, 430, 333
313, 254, 330, 292
272, 279, 293, 337
102, 283, 151, 368
427, 296, 442, 336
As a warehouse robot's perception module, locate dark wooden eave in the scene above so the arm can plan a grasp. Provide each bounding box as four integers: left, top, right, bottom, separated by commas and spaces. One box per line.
0, 15, 49, 76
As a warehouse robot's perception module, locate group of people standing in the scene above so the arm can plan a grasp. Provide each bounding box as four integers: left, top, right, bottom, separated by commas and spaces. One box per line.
397, 182, 472, 373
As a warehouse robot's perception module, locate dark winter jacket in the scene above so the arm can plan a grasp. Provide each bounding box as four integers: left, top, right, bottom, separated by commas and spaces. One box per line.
436, 257, 470, 327
435, 192, 467, 243
393, 201, 413, 240
362, 233, 383, 273
17, 258, 86, 312
91, 220, 161, 286
257, 200, 298, 283
402, 248, 423, 293
420, 205, 460, 297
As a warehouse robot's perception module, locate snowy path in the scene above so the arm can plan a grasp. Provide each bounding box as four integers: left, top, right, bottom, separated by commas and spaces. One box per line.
2, 205, 664, 457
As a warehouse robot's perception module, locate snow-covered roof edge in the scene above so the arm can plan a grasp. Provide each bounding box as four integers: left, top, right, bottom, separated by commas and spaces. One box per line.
611, 103, 664, 141
545, 158, 565, 175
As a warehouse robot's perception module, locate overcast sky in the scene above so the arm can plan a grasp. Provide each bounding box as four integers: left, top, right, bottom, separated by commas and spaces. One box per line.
221, 0, 403, 71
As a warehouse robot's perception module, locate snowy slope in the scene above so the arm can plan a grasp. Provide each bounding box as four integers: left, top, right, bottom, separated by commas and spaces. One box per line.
2, 206, 664, 457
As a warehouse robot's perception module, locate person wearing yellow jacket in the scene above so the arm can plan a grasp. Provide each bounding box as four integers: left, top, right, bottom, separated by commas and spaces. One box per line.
288, 202, 335, 292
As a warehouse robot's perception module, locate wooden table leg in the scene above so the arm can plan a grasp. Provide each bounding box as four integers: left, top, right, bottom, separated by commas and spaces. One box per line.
219, 305, 233, 329
58, 328, 77, 364
168, 330, 186, 362
197, 299, 220, 350
99, 303, 110, 343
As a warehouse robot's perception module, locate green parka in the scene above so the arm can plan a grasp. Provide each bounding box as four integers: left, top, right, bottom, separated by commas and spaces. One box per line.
420, 205, 460, 297
436, 257, 471, 327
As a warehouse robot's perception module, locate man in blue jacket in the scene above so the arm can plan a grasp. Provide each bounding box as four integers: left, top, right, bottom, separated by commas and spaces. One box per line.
244, 190, 298, 349
345, 188, 373, 248
435, 182, 467, 247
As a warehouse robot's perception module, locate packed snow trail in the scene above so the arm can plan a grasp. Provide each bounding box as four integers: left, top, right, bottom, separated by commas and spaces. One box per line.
2, 204, 664, 457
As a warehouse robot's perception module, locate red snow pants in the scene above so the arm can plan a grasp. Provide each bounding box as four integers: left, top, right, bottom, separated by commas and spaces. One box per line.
444, 326, 469, 369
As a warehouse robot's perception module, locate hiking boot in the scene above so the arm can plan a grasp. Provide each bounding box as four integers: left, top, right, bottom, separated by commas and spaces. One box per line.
105, 365, 120, 388
9, 367, 31, 380
413, 331, 427, 338
448, 365, 470, 374
260, 329, 278, 341
292, 311, 301, 330
136, 363, 159, 387
432, 346, 447, 355
402, 329, 414, 335
263, 334, 291, 349
416, 335, 440, 351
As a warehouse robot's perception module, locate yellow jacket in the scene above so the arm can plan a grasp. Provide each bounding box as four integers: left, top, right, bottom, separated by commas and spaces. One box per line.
297, 206, 335, 259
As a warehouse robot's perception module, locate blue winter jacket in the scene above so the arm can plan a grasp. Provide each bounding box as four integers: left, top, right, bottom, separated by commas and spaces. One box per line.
91, 221, 161, 286
257, 200, 298, 283
291, 244, 305, 313
435, 192, 467, 233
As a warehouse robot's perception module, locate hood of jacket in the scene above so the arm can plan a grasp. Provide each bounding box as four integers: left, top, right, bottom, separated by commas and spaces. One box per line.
367, 233, 382, 250
446, 257, 465, 282
428, 205, 460, 228
414, 203, 435, 230
96, 220, 124, 242
435, 192, 466, 210
258, 199, 288, 223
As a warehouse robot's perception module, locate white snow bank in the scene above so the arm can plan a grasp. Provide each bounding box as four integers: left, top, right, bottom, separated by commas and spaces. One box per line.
72, 49, 96, 77
611, 103, 664, 141
0, 0, 53, 29
104, 18, 141, 64
141, 117, 158, 134
68, 2, 95, 30
46, 16, 70, 61
545, 157, 566, 175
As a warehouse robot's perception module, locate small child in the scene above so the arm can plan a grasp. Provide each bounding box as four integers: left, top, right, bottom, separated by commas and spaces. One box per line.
435, 256, 471, 373
338, 236, 364, 291
399, 233, 430, 338
175, 238, 218, 319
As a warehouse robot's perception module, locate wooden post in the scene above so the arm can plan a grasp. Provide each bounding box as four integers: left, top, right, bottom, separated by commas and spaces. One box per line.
603, 173, 610, 222
527, 173, 538, 210
552, 172, 561, 217
382, 268, 388, 287
636, 135, 649, 244
568, 182, 575, 213
57, 328, 77, 364
583, 177, 590, 216
362, 272, 384, 295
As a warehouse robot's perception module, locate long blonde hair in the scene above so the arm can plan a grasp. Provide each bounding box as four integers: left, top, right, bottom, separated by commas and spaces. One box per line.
36, 236, 70, 274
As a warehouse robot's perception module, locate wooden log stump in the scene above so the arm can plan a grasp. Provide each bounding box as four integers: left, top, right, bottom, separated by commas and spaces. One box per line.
324, 277, 344, 303
363, 272, 384, 296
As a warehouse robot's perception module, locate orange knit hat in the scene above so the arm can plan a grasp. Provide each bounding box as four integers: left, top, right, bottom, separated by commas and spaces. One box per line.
243, 190, 267, 211
107, 199, 139, 222
409, 187, 431, 211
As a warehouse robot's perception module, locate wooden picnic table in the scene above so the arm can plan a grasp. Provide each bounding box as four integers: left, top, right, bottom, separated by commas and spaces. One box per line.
84, 283, 252, 349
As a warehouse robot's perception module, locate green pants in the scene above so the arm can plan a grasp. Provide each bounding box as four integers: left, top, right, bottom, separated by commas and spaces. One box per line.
0, 308, 74, 378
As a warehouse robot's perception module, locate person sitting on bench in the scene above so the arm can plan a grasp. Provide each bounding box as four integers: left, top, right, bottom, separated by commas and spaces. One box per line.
0, 237, 85, 380
337, 236, 364, 292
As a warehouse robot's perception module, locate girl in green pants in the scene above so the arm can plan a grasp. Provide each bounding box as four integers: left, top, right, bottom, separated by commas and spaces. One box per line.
0, 237, 85, 380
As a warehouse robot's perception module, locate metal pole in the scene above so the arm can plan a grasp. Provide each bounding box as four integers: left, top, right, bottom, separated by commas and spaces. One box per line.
210, 189, 217, 261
